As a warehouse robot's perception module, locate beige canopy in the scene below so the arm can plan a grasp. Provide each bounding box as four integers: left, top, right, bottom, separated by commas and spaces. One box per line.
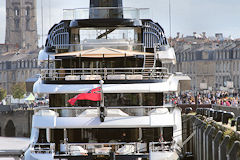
54, 47, 153, 58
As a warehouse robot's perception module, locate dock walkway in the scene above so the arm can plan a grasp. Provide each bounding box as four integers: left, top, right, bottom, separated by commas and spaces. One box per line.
0, 137, 29, 160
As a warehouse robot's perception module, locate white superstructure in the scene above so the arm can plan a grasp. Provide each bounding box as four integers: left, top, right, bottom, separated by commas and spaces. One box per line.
25, 1, 190, 159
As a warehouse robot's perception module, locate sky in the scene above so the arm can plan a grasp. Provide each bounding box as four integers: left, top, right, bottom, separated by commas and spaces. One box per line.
0, 0, 240, 46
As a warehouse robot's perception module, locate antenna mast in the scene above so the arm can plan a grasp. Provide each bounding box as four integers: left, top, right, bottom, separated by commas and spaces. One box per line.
169, 0, 172, 46
41, 0, 44, 48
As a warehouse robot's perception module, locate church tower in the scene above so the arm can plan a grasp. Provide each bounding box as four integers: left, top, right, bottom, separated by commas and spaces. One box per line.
5, 0, 38, 50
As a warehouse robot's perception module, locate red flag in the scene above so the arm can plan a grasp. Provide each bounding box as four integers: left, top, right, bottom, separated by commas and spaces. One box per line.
68, 87, 101, 106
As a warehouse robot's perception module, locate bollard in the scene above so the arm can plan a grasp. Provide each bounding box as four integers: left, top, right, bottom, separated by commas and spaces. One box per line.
236, 116, 240, 131
206, 127, 215, 160
219, 136, 230, 160
216, 110, 223, 122
226, 141, 240, 160
199, 125, 205, 160
231, 119, 236, 127
213, 110, 218, 121
212, 131, 222, 160
201, 108, 204, 116
204, 108, 209, 117
185, 107, 192, 114
196, 108, 201, 115
208, 109, 214, 117
203, 126, 212, 160
222, 112, 234, 125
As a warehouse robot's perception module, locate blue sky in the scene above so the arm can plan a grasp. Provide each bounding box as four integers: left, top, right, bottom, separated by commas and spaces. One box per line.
0, 0, 240, 46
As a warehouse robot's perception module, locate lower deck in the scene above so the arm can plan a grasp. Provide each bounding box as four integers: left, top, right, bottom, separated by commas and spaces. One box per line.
32, 141, 177, 160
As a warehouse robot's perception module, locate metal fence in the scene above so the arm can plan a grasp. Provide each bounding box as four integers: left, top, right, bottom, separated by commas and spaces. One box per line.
193, 117, 240, 160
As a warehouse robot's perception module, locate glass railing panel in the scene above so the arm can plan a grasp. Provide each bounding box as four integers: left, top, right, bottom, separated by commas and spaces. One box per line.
63, 7, 149, 20
54, 43, 145, 53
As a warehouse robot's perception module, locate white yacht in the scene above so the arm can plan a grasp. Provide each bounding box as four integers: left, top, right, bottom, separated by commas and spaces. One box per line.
25, 0, 190, 159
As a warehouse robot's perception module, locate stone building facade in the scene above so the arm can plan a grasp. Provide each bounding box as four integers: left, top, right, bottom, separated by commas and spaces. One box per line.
5, 0, 38, 49
0, 0, 40, 94
0, 51, 40, 93
166, 34, 240, 92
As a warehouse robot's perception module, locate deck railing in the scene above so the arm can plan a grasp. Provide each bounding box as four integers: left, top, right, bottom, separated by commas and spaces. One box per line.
31, 143, 55, 154
63, 7, 149, 20
33, 141, 175, 156
34, 106, 174, 117
149, 141, 175, 152
41, 67, 169, 81
62, 142, 142, 155
53, 42, 145, 52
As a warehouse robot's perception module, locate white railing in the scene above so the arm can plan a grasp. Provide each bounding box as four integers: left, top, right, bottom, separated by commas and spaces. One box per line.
31, 143, 55, 154
63, 7, 149, 20
58, 142, 148, 156
149, 141, 175, 152
41, 67, 169, 81
53, 42, 145, 52
34, 106, 175, 117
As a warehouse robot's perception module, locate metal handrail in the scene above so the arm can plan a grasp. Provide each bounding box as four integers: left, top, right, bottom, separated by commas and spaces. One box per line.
34, 106, 174, 111
41, 67, 170, 81
63, 7, 149, 20
60, 142, 144, 155
149, 141, 175, 152
31, 143, 55, 154
52, 42, 146, 52
33, 106, 174, 117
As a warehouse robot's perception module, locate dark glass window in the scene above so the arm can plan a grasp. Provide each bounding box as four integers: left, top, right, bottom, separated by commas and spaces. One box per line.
65, 93, 163, 107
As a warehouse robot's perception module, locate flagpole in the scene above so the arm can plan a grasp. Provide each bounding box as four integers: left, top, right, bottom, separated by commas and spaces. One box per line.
100, 80, 104, 107
99, 80, 105, 122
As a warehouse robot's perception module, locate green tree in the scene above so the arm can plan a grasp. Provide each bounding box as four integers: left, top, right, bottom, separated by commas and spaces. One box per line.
0, 88, 7, 102
11, 83, 26, 100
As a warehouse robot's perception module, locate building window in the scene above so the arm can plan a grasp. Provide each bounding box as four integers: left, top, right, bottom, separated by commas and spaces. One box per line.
26, 7, 30, 16
21, 61, 24, 68
15, 19, 20, 29
26, 19, 30, 30
14, 7, 20, 16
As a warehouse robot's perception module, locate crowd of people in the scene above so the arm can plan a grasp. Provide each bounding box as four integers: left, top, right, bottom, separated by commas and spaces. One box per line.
167, 91, 240, 107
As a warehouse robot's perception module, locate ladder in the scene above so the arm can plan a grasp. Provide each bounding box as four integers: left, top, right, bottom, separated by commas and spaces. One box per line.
143, 54, 155, 79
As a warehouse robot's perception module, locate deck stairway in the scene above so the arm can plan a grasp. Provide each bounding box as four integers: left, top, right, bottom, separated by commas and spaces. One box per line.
143, 54, 155, 79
